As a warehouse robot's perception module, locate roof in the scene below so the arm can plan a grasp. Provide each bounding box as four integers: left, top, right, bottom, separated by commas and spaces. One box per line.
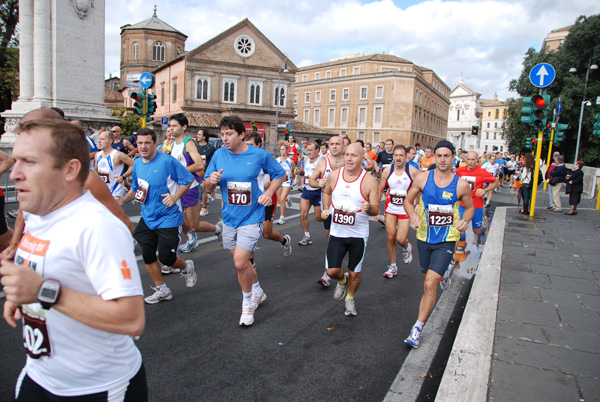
479, 99, 506, 108
121, 6, 187, 37
298, 53, 412, 71
285, 121, 336, 135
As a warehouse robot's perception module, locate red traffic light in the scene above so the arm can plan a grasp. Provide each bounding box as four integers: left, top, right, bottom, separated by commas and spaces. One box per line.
284, 129, 289, 135
531, 138, 537, 143
532, 94, 546, 109
130, 92, 143, 102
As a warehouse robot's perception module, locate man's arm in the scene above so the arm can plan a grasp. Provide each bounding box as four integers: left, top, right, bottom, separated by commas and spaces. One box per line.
309, 159, 326, 188
378, 166, 391, 201
185, 140, 205, 175
161, 181, 192, 208
123, 139, 137, 158
456, 179, 474, 231
404, 171, 427, 229
1, 209, 24, 260
320, 172, 336, 220
0, 150, 15, 177
361, 175, 380, 216
85, 173, 135, 234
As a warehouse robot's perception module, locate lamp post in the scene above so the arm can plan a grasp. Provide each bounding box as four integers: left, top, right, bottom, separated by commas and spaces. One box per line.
273, 56, 289, 155
571, 55, 598, 163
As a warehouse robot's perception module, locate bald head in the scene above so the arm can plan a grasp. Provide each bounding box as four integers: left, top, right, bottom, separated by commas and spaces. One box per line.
20, 108, 63, 123
467, 151, 478, 159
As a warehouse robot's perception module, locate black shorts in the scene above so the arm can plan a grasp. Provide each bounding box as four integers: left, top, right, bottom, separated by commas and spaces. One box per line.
0, 196, 7, 235
323, 215, 331, 230
504, 169, 515, 177
264, 204, 276, 222
416, 240, 455, 276
326, 236, 367, 273
15, 363, 148, 401
134, 218, 180, 266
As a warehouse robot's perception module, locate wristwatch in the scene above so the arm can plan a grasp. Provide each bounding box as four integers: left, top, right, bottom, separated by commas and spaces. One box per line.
37, 279, 61, 310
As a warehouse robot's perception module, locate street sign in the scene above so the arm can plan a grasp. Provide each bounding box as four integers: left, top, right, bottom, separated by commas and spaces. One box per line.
161, 117, 168, 131
124, 73, 142, 89
529, 63, 556, 88
556, 100, 563, 116
140, 72, 155, 89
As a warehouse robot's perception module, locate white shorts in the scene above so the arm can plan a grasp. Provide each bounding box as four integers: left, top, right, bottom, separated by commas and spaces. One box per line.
222, 222, 263, 252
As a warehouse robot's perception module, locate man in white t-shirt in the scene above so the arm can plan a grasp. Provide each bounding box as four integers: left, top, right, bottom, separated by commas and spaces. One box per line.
481, 154, 499, 207
1, 119, 147, 400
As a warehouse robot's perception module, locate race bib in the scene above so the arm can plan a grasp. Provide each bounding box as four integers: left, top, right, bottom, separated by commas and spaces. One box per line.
228, 182, 251, 206
389, 189, 407, 206
462, 176, 476, 191
98, 167, 110, 184
332, 208, 356, 226
134, 179, 149, 203
428, 204, 454, 227
22, 303, 52, 359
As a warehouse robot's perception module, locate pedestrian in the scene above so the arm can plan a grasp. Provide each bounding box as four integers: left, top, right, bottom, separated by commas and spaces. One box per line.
519, 154, 535, 215
545, 151, 560, 210
549, 155, 567, 213
565, 160, 585, 216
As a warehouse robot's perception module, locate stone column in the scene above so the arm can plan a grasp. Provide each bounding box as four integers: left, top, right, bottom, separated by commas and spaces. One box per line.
18, 0, 34, 101
32, 0, 52, 103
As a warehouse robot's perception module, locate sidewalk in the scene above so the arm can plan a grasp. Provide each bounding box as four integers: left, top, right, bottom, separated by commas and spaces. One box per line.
436, 185, 600, 401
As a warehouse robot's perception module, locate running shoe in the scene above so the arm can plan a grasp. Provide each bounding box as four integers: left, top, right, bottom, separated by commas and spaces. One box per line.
298, 236, 312, 246
286, 197, 293, 208
199, 208, 209, 216
186, 230, 198, 249
7, 210, 18, 219
208, 194, 215, 202
383, 265, 397, 278
317, 271, 331, 287
179, 242, 195, 253
333, 273, 349, 300
439, 262, 453, 290
404, 326, 422, 349
344, 299, 357, 316
282, 234, 292, 257
161, 266, 181, 275
403, 243, 413, 264
239, 300, 255, 326
144, 286, 173, 304
215, 219, 224, 244
182, 260, 197, 287
375, 215, 385, 226
251, 289, 267, 310
276, 217, 285, 225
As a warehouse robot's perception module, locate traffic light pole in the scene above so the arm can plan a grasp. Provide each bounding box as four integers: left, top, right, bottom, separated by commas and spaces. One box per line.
543, 115, 557, 191
529, 126, 544, 220
141, 88, 148, 128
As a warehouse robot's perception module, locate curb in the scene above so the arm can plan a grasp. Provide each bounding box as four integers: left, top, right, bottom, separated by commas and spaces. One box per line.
434, 207, 508, 401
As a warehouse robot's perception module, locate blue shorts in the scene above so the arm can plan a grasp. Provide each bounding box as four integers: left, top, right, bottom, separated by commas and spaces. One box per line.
459, 205, 484, 229
181, 186, 201, 208
301, 188, 322, 207
416, 240, 455, 276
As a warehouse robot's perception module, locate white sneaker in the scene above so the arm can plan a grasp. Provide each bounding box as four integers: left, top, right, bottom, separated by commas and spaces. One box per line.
199, 208, 209, 216
161, 266, 181, 275
144, 286, 173, 304
333, 273, 349, 300
282, 234, 292, 257
239, 300, 255, 326
298, 236, 312, 246
181, 260, 197, 287
403, 243, 413, 265
440, 262, 453, 290
215, 219, 223, 244
383, 265, 397, 278
208, 194, 215, 202
344, 299, 357, 316
251, 289, 267, 310
276, 217, 285, 225
286, 197, 293, 208
404, 326, 422, 348
317, 271, 331, 287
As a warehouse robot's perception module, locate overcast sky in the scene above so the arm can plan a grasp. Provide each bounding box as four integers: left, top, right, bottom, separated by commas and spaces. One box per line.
105, 0, 599, 101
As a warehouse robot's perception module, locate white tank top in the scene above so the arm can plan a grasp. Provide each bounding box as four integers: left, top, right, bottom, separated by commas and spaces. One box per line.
277, 157, 293, 187
171, 138, 198, 188
303, 155, 322, 191
96, 150, 125, 197
330, 167, 370, 238
385, 165, 413, 215
323, 157, 334, 180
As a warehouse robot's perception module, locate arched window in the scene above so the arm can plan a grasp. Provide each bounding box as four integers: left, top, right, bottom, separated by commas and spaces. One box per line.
197, 78, 209, 100
132, 42, 139, 60
495, 109, 500, 119
153, 41, 165, 61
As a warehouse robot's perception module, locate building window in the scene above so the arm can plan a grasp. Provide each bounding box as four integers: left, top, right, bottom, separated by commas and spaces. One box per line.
340, 68, 347, 77
487, 122, 490, 128
305, 92, 310, 103
153, 41, 165, 61
195, 76, 210, 101
358, 107, 366, 128
360, 87, 367, 99
415, 89, 419, 102
328, 107, 335, 127
341, 107, 348, 126
374, 106, 383, 127
495, 109, 500, 119
314, 109, 320, 127
302, 74, 308, 82
343, 88, 349, 100
315, 90, 321, 103
172, 78, 177, 102
303, 108, 309, 123
113, 81, 119, 90
248, 81, 262, 105
341, 130, 347, 136
274, 85, 287, 107
486, 132, 489, 140
330, 89, 336, 101
373, 132, 381, 145
293, 93, 298, 104
487, 111, 491, 117
353, 66, 360, 75
456, 109, 460, 121
223, 78, 237, 103
315, 72, 320, 80
132, 42, 138, 60
375, 86, 384, 98
326, 70, 331, 78
161, 83, 165, 106
493, 132, 497, 140
358, 132, 365, 141
494, 122, 498, 129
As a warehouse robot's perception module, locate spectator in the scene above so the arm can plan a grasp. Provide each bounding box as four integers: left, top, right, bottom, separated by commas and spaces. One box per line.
565, 161, 585, 216
519, 154, 535, 215
549, 155, 567, 213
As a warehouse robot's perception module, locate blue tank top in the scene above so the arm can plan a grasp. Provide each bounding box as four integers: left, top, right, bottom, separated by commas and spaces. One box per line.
416, 172, 460, 244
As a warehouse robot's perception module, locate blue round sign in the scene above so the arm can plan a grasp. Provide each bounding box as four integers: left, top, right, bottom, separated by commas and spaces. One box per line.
529, 63, 556, 88
140, 72, 155, 89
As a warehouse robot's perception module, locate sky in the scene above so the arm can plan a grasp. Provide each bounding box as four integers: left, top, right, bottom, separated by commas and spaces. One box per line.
104, 0, 599, 101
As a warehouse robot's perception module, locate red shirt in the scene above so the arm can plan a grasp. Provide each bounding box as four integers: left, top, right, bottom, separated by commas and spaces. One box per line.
288, 143, 300, 163
455, 165, 496, 209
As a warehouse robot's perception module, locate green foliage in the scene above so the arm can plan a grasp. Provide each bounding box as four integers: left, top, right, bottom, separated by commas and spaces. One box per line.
505, 14, 600, 165
111, 107, 142, 137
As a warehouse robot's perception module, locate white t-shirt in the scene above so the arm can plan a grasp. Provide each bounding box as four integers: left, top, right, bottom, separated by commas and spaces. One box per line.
18, 191, 143, 396
482, 162, 500, 177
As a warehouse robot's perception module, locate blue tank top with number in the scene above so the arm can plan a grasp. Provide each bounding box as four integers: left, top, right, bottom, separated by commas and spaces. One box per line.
416, 172, 460, 244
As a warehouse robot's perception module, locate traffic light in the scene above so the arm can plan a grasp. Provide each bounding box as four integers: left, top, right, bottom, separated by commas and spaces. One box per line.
543, 122, 551, 140
521, 97, 533, 125
525, 137, 537, 150
554, 123, 568, 143
593, 114, 600, 138
284, 129, 289, 140
471, 125, 479, 135
530, 94, 550, 129
146, 93, 157, 116
130, 91, 144, 117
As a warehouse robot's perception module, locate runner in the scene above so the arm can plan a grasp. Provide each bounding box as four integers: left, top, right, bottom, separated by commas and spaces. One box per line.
275, 141, 296, 225
204, 116, 286, 326
298, 141, 324, 245
403, 140, 474, 348
379, 145, 420, 278
321, 143, 380, 316
195, 129, 216, 216
111, 126, 137, 157
308, 135, 346, 287
481, 154, 500, 207
95, 129, 134, 203
1, 118, 147, 400
121, 128, 198, 304
375, 139, 394, 177
419, 146, 435, 171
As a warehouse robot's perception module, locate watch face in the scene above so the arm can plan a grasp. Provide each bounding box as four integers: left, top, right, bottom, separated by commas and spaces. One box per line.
40, 287, 58, 300
38, 280, 60, 303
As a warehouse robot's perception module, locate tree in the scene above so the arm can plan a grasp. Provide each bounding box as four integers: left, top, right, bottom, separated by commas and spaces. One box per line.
505, 14, 600, 165
111, 107, 141, 137
0, 0, 19, 135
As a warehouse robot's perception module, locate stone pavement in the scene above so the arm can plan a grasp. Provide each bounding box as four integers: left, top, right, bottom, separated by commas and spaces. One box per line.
436, 184, 600, 402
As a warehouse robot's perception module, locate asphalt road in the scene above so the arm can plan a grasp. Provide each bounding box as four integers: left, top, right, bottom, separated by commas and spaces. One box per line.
0, 189, 468, 401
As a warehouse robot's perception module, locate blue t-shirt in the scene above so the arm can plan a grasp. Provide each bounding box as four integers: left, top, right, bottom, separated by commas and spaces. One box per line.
131, 151, 194, 230
205, 145, 285, 229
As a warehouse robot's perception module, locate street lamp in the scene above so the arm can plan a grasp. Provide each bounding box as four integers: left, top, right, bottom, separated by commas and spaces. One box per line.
273, 56, 289, 155
571, 55, 598, 163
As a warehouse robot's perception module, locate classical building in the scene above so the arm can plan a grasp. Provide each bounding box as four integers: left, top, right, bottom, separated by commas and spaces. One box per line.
293, 53, 450, 148
447, 79, 482, 153
542, 25, 572, 52
104, 76, 123, 109
480, 94, 509, 154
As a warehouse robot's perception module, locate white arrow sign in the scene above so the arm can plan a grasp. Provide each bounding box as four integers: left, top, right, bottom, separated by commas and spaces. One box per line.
141, 76, 152, 86
536, 65, 549, 86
